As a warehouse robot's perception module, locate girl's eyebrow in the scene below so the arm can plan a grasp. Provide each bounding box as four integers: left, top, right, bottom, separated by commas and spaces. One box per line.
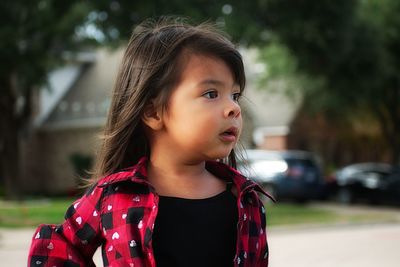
198, 79, 224, 87
198, 79, 238, 88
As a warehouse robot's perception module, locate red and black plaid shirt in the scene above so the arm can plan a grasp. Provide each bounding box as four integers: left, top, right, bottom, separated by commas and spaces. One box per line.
28, 157, 273, 267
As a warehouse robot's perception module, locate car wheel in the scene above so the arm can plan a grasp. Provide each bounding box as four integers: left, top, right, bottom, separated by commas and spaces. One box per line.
336, 187, 353, 205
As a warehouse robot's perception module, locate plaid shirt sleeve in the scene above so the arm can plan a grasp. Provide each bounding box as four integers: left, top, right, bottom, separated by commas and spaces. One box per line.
28, 184, 103, 267
235, 189, 270, 267
257, 198, 269, 266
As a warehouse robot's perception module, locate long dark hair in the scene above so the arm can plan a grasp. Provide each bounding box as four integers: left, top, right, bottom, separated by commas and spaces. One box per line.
91, 17, 246, 182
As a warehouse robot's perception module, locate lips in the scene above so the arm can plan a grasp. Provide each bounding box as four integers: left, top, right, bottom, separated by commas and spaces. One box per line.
220, 127, 238, 142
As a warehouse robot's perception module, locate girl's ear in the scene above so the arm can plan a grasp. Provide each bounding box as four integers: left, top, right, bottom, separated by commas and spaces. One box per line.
142, 101, 164, 131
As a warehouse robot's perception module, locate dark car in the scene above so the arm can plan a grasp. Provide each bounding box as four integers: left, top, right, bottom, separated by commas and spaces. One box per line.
333, 163, 400, 205
238, 149, 325, 202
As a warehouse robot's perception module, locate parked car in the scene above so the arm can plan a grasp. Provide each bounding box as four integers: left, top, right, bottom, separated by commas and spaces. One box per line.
237, 149, 326, 202
333, 163, 400, 205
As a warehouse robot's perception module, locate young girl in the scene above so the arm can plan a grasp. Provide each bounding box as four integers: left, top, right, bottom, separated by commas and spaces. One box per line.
28, 17, 273, 267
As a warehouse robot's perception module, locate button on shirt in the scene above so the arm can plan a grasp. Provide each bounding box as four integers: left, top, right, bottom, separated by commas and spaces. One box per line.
28, 157, 273, 267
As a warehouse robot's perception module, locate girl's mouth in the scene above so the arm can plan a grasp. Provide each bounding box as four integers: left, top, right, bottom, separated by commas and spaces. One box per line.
220, 127, 238, 142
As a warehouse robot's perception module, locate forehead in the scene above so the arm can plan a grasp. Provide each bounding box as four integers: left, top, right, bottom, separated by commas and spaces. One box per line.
177, 52, 236, 85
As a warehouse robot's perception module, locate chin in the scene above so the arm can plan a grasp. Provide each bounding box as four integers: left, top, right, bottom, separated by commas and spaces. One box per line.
206, 149, 233, 161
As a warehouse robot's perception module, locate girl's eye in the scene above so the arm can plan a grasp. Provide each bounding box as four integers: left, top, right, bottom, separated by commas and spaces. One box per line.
232, 92, 241, 102
203, 91, 218, 99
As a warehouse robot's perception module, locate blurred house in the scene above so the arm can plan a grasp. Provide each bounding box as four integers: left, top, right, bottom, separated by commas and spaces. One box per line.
21, 48, 299, 195
241, 49, 300, 151
21, 48, 124, 195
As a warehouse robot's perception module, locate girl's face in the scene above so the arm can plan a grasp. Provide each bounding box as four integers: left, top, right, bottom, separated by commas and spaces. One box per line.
159, 53, 242, 162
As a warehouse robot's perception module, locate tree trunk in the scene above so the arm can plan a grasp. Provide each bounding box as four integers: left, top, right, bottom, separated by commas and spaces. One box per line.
384, 82, 400, 165
375, 101, 400, 166
389, 121, 400, 165
0, 76, 22, 199
393, 142, 400, 165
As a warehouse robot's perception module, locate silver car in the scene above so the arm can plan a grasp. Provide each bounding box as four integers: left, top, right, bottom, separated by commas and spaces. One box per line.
237, 149, 325, 202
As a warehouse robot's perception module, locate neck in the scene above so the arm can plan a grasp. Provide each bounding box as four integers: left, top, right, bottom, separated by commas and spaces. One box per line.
147, 152, 225, 199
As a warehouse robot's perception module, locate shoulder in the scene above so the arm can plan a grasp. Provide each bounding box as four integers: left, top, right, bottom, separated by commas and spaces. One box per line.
80, 159, 153, 214
96, 169, 136, 187
95, 157, 149, 187
205, 161, 265, 191
206, 160, 275, 202
79, 157, 151, 204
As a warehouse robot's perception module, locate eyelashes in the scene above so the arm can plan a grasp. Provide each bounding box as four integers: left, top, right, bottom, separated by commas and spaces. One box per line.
202, 90, 242, 102
232, 92, 241, 102
203, 90, 219, 99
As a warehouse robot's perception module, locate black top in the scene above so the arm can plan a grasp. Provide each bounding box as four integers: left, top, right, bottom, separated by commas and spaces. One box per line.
152, 183, 238, 267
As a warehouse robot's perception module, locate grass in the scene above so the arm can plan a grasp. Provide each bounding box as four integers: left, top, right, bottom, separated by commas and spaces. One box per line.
265, 201, 400, 227
0, 198, 72, 228
0, 198, 399, 228
266, 202, 337, 226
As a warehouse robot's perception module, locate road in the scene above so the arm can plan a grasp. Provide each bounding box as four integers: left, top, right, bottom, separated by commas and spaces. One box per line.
268, 223, 400, 267
1, 223, 399, 266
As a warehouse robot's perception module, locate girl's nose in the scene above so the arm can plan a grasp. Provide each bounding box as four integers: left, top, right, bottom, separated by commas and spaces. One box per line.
224, 99, 241, 118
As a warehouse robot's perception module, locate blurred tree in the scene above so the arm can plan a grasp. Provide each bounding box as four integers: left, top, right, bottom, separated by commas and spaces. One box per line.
262, 0, 400, 164
0, 0, 93, 198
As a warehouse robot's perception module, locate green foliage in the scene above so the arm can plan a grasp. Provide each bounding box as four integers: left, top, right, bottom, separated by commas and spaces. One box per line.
0, 0, 92, 87
257, 40, 330, 116
69, 153, 93, 179
263, 0, 359, 109
256, 0, 400, 162
85, 0, 226, 45
260, 40, 298, 79
0, 0, 235, 100
262, 0, 399, 111
257, 40, 304, 100
266, 0, 357, 75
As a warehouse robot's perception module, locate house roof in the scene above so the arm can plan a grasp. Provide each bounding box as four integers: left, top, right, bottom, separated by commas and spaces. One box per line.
37, 48, 124, 131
